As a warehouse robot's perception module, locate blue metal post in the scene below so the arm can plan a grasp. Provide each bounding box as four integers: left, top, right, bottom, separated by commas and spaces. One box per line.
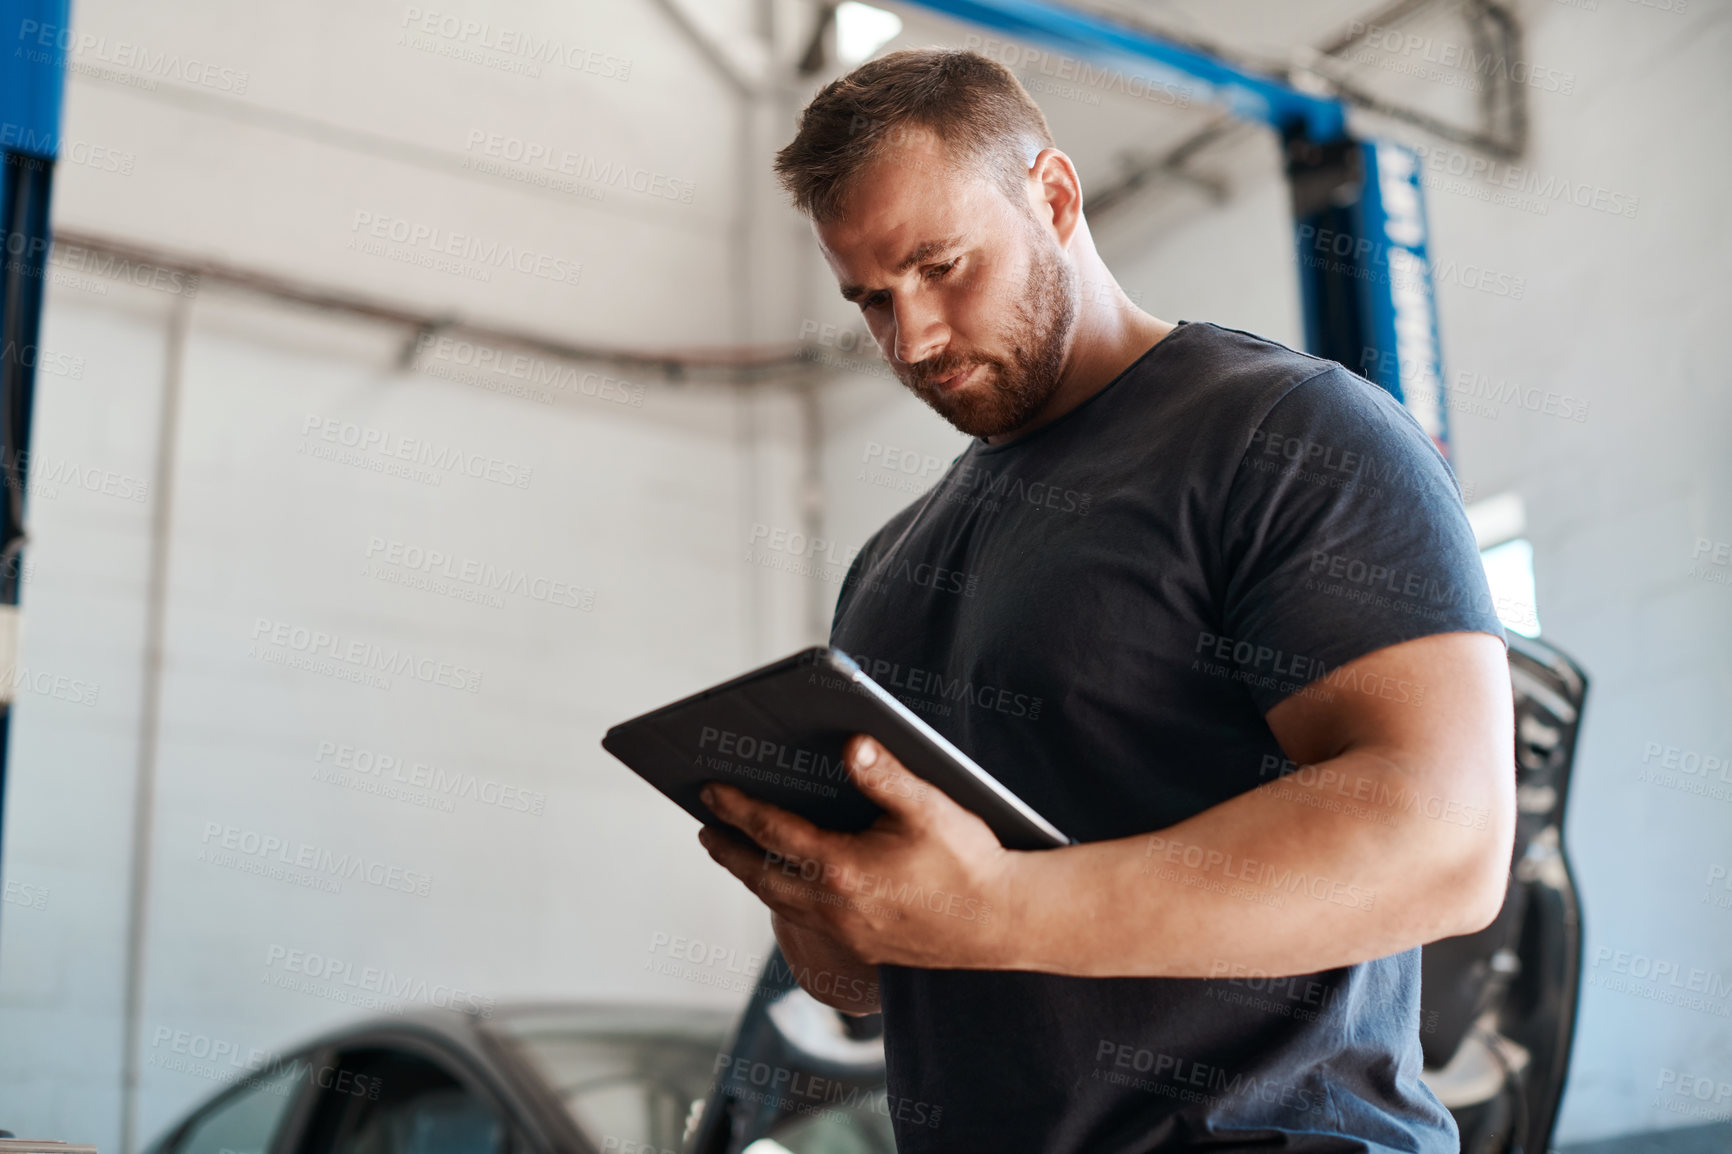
0, 0, 71, 926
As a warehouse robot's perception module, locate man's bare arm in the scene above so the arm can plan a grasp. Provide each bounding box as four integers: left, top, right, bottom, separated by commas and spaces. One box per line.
999, 630, 1515, 977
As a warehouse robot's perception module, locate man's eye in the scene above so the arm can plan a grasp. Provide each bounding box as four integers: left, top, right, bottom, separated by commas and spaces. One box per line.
925, 260, 958, 281
862, 291, 891, 310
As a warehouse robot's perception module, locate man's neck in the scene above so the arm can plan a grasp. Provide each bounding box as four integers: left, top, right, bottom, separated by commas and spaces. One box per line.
984, 287, 1177, 447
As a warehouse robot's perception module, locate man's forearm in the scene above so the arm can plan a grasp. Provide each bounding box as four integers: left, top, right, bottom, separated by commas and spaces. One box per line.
771, 912, 882, 1015
995, 744, 1513, 979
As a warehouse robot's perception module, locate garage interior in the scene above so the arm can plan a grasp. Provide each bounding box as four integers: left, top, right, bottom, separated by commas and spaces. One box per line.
0, 0, 1728, 1151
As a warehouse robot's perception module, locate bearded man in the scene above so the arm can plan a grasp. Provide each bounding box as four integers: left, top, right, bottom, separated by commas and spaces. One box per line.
696, 48, 1513, 1154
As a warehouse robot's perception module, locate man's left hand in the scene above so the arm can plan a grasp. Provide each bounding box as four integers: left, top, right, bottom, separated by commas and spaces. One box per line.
697, 733, 1020, 969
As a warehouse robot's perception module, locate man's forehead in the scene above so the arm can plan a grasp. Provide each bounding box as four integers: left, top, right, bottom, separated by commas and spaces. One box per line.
815, 214, 970, 273
827, 153, 962, 232
814, 145, 990, 279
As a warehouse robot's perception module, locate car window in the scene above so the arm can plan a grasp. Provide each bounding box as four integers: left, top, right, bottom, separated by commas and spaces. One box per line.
492, 1010, 732, 1154
300, 1048, 506, 1154
514, 1032, 718, 1153
166, 1059, 307, 1154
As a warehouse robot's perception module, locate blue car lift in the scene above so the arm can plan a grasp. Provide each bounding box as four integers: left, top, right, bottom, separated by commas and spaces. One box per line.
903, 0, 1452, 458
0, 0, 69, 907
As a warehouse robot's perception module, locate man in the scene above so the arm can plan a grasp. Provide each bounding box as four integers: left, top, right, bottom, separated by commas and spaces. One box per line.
697, 49, 1514, 1153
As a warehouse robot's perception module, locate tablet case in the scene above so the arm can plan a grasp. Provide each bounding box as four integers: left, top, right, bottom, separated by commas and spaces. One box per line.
601, 647, 1071, 851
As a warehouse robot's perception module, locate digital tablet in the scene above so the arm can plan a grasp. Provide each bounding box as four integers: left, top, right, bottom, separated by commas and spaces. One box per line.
601, 647, 1072, 851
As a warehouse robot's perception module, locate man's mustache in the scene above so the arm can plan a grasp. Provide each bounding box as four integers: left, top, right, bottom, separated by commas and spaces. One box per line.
902, 353, 999, 391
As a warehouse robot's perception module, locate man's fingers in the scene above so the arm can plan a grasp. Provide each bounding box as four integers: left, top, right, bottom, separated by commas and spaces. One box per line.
699, 827, 816, 912
700, 781, 830, 863
846, 735, 936, 818
699, 782, 861, 918
697, 825, 763, 875
698, 827, 858, 929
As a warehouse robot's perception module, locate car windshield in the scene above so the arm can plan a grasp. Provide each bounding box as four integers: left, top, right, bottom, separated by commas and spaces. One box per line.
492, 1005, 731, 1153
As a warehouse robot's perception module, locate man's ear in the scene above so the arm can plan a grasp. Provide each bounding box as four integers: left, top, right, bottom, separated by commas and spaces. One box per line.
1027, 147, 1084, 246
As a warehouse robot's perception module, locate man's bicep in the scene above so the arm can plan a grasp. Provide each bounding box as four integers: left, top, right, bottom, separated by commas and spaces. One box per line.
1263, 631, 1514, 799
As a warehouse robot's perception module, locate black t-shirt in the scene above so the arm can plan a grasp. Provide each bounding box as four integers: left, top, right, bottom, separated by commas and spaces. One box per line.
827, 321, 1507, 1154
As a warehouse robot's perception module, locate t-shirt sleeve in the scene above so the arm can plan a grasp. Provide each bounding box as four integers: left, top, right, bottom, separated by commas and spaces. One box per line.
1217, 365, 1508, 715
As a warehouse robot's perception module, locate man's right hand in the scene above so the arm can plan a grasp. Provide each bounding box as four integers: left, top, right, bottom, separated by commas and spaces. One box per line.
771, 911, 882, 1016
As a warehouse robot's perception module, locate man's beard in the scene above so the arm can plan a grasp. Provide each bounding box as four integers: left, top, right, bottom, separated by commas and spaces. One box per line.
896, 225, 1078, 439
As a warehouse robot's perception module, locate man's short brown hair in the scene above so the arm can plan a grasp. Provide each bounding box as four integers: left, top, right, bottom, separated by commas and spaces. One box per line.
773, 48, 1055, 224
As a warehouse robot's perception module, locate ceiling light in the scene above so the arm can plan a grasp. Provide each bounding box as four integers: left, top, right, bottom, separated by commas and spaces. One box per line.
836, 1, 902, 65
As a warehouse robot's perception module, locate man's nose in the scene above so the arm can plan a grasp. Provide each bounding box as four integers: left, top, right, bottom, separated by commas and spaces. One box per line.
891, 295, 947, 365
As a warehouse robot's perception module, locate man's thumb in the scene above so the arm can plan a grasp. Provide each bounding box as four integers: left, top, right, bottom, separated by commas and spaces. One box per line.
847, 735, 932, 813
